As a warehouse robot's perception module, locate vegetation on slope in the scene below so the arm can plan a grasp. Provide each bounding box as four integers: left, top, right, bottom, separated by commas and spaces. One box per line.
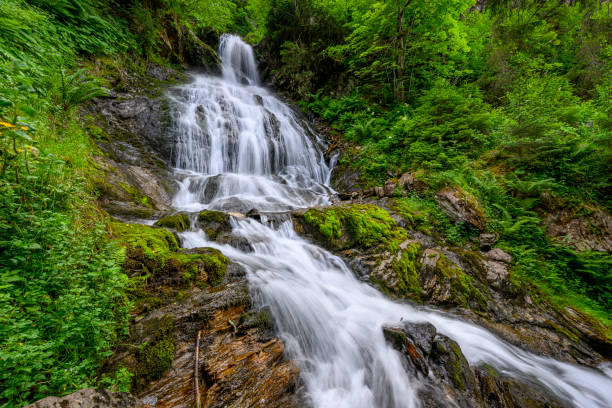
0, 0, 246, 405
245, 0, 612, 329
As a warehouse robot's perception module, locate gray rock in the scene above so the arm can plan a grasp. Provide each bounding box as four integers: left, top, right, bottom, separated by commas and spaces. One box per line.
404, 322, 437, 356
246, 208, 262, 222
483, 260, 509, 290
398, 172, 415, 188
485, 248, 512, 263
25, 388, 144, 408
383, 179, 397, 196
479, 233, 497, 251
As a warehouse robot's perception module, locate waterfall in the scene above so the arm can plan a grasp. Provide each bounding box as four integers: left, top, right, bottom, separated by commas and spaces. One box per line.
169, 35, 612, 408
168, 34, 331, 213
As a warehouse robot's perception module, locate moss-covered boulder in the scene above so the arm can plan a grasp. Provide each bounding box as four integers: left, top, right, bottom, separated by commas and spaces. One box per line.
181, 247, 229, 286
294, 204, 407, 251
154, 212, 191, 232
109, 221, 228, 291
294, 204, 425, 301
197, 210, 231, 240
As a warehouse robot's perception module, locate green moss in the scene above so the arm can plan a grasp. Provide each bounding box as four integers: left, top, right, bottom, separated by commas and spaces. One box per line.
118, 181, 153, 208
302, 204, 407, 250
200, 249, 229, 286
198, 210, 229, 224
391, 243, 422, 301
110, 221, 227, 287
435, 255, 487, 311
138, 338, 174, 381
110, 221, 179, 259
134, 315, 174, 384
239, 309, 272, 330
154, 213, 191, 232
448, 340, 467, 390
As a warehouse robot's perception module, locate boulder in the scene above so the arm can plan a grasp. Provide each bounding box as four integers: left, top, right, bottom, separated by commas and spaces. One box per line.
483, 260, 510, 290
381, 322, 566, 408
154, 212, 191, 232
25, 389, 144, 408
434, 188, 486, 230
246, 208, 262, 222
383, 179, 397, 196
197, 210, 232, 240
479, 233, 497, 251
485, 248, 512, 263
398, 172, 415, 188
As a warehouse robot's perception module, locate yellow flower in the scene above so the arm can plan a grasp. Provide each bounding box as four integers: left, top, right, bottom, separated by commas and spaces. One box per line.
0, 121, 16, 128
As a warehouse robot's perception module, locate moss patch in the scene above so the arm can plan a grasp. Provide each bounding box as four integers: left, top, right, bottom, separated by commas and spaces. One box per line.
302, 204, 407, 250
133, 315, 175, 389
197, 210, 231, 240
118, 181, 153, 208
392, 243, 422, 301
154, 212, 191, 232
435, 255, 487, 311
110, 221, 228, 290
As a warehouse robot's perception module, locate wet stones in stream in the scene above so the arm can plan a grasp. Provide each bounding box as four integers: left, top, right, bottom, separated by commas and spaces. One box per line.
382, 323, 567, 408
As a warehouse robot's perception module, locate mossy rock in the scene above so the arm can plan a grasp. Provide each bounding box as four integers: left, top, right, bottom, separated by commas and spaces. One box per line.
131, 315, 175, 390
110, 221, 228, 289
137, 338, 174, 382
118, 181, 154, 209
422, 253, 488, 311
298, 204, 408, 250
181, 247, 229, 286
197, 210, 231, 240
391, 242, 422, 301
154, 212, 191, 232
431, 335, 475, 392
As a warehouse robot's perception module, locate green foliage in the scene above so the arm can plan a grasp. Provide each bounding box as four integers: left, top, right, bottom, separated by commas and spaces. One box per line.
0, 114, 130, 405
280, 0, 611, 328
97, 367, 134, 393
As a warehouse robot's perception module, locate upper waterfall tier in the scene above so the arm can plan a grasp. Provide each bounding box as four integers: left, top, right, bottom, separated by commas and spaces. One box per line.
167, 34, 332, 212
219, 34, 260, 85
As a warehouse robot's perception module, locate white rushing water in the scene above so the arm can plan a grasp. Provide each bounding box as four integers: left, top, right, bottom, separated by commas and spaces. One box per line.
170, 34, 612, 408
168, 35, 331, 213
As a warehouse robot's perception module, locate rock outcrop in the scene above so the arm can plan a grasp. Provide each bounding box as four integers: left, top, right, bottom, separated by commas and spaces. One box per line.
292, 202, 610, 367
382, 323, 567, 408
434, 188, 486, 230
24, 389, 144, 408
101, 221, 302, 407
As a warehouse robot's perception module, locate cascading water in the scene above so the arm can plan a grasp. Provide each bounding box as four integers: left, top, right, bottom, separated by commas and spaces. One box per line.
170, 34, 612, 408
169, 34, 332, 213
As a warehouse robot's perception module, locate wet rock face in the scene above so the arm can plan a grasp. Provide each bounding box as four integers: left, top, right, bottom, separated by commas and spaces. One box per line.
24, 389, 144, 408
382, 323, 566, 408
131, 282, 302, 408
88, 75, 180, 221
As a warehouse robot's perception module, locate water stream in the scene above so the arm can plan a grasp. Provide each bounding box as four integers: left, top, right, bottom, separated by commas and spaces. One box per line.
169, 34, 612, 408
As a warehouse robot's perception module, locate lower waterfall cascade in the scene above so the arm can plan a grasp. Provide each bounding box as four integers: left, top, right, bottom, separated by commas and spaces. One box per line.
167, 34, 612, 408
